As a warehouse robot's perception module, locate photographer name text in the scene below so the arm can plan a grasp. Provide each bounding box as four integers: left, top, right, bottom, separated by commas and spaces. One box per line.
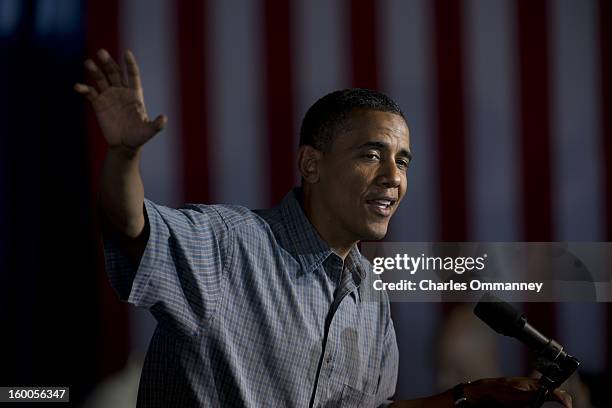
371, 254, 543, 293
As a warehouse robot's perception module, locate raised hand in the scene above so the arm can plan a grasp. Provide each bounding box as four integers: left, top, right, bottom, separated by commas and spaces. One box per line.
74, 49, 166, 151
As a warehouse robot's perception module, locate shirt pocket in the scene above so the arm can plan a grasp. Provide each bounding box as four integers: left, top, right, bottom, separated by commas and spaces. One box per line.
339, 383, 380, 408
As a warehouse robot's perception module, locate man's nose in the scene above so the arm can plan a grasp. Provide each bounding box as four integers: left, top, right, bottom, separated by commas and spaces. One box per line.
377, 158, 401, 188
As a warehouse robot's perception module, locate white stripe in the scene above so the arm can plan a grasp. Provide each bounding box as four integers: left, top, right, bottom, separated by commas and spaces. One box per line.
292, 0, 350, 182
550, 0, 605, 373
459, 0, 526, 380
121, 0, 183, 208
464, 0, 521, 241
558, 302, 606, 372
462, 0, 523, 375
550, 0, 603, 241
207, 0, 268, 208
380, 0, 438, 397
380, 0, 438, 242
121, 0, 182, 355
293, 0, 350, 124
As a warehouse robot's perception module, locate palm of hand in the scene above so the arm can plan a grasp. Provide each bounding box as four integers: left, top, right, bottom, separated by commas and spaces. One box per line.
75, 49, 165, 150
93, 87, 153, 149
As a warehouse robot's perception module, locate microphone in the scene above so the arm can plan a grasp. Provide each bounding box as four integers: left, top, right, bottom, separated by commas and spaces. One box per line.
474, 293, 580, 407
474, 293, 560, 359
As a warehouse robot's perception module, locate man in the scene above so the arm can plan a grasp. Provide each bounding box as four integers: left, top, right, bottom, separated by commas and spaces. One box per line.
75, 49, 572, 407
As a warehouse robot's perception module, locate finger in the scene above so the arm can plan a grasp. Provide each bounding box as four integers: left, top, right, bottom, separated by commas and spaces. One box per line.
149, 114, 167, 132
97, 49, 124, 87
124, 49, 143, 91
84, 59, 110, 92
74, 83, 99, 102
551, 389, 573, 408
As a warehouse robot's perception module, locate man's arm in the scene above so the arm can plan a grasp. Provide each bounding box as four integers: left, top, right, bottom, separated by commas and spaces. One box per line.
98, 146, 148, 265
76, 49, 166, 262
100, 146, 145, 238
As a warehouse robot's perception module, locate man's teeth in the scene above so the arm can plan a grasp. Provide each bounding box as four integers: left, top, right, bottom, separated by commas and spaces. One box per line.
373, 199, 391, 207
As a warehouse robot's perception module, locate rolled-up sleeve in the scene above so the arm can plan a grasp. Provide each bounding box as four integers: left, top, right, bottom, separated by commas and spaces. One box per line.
102, 198, 232, 335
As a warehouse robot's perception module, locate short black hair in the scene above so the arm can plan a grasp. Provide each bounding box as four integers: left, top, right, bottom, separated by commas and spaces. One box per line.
299, 88, 406, 152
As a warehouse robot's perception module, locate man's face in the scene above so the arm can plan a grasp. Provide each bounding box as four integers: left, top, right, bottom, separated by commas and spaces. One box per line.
313, 109, 411, 243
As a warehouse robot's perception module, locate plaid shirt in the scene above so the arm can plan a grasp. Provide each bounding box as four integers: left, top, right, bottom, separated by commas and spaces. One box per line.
103, 188, 398, 407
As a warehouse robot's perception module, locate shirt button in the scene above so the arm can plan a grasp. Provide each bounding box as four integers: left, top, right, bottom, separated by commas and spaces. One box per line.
326, 355, 332, 364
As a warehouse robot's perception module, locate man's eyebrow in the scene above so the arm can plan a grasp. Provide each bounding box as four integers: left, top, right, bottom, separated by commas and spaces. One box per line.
356, 141, 413, 162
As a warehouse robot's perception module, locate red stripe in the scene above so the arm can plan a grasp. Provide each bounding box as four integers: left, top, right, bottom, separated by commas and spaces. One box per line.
601, 0, 612, 234
515, 0, 557, 356
263, 0, 295, 205
349, 0, 379, 89
177, 1, 210, 203
432, 0, 468, 242
598, 0, 612, 368
85, 0, 130, 378
517, 0, 554, 241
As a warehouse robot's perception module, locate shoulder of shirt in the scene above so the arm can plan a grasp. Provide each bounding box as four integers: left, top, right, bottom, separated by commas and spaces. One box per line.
181, 202, 273, 232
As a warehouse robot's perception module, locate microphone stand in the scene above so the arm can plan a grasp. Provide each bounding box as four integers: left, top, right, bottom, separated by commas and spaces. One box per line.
473, 293, 581, 408
529, 341, 580, 408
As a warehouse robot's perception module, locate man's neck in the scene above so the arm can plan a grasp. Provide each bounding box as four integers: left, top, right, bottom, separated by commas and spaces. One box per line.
298, 188, 358, 261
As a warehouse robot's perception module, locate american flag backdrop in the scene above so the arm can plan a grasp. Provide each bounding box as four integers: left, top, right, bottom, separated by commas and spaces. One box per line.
1, 0, 611, 404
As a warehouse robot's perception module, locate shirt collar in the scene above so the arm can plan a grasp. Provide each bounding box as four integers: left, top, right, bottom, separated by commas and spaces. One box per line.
279, 188, 367, 283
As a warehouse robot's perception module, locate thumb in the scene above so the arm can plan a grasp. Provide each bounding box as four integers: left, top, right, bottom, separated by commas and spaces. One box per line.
150, 114, 167, 132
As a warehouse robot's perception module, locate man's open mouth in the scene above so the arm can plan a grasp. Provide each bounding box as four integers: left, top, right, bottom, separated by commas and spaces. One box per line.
365, 197, 397, 216
367, 199, 395, 209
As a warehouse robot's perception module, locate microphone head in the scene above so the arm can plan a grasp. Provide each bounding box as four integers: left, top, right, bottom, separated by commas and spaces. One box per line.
474, 293, 525, 337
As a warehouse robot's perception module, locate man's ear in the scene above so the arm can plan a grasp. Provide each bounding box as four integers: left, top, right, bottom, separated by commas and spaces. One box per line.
297, 145, 322, 184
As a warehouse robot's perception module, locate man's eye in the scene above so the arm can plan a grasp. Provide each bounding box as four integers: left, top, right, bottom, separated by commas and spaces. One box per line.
364, 153, 380, 161
397, 160, 409, 169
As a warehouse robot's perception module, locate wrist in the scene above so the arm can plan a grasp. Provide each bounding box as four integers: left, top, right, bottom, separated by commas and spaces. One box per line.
107, 144, 142, 160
